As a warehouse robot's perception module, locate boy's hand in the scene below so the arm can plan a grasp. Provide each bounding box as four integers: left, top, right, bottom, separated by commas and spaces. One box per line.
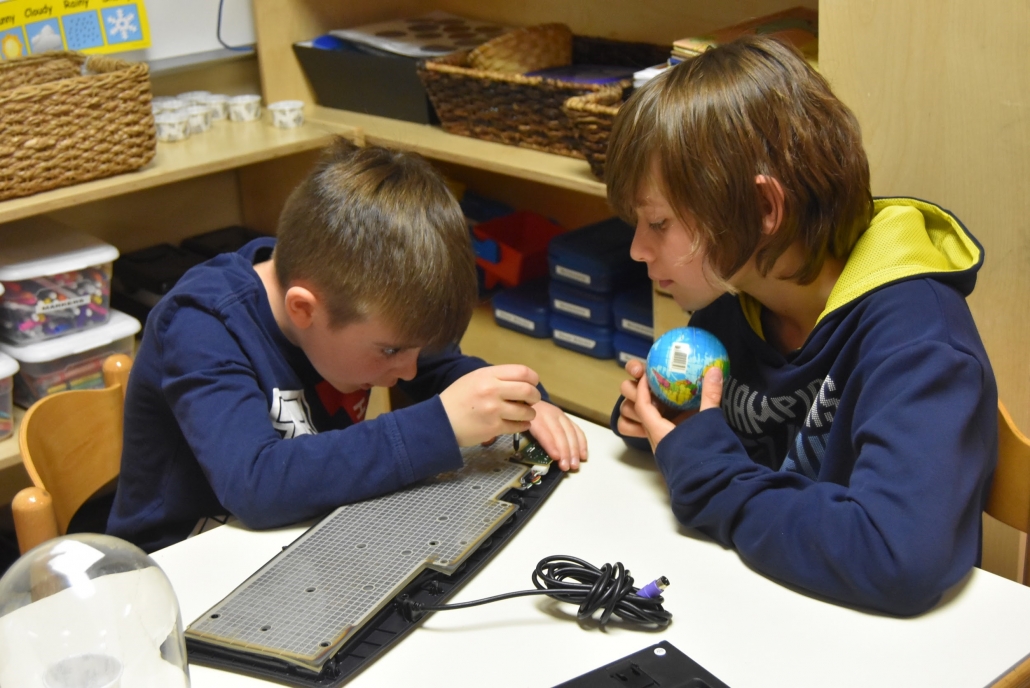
441, 365, 541, 447
634, 366, 723, 452
617, 359, 649, 438
528, 401, 588, 472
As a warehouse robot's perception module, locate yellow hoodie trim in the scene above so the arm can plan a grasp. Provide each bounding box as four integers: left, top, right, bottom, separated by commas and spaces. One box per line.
737, 198, 980, 337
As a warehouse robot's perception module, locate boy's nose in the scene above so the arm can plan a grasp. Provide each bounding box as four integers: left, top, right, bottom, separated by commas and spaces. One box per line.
395, 350, 419, 382
629, 225, 653, 263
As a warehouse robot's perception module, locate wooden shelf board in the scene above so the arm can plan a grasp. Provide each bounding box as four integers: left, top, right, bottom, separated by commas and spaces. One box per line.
0, 119, 341, 225
308, 106, 608, 198
0, 406, 24, 472
460, 304, 627, 425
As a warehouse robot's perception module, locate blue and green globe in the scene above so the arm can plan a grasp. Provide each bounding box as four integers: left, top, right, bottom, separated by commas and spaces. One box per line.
646, 327, 730, 411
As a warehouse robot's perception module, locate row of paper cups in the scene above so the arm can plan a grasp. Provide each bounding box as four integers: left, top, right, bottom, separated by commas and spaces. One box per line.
151, 91, 304, 142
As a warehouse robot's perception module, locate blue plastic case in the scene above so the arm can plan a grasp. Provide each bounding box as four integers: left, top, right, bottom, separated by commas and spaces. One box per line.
614, 331, 652, 367
549, 281, 613, 327
548, 217, 648, 294
492, 279, 551, 338
549, 314, 615, 359
612, 285, 654, 339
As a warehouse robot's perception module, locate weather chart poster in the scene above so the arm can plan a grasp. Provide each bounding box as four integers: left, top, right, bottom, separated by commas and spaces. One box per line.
0, 0, 150, 59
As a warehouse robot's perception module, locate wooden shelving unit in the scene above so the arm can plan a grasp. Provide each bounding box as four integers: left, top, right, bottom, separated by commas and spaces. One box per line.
0, 118, 338, 226
308, 107, 606, 198
460, 304, 627, 425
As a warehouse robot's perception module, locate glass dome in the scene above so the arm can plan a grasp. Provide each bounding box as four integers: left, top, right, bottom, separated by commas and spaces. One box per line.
0, 533, 190, 687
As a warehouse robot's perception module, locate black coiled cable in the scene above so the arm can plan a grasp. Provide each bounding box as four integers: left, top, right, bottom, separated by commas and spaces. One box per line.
396, 555, 672, 628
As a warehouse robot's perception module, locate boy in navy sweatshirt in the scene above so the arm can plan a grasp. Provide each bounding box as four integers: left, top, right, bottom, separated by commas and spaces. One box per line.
607, 37, 997, 615
108, 139, 587, 552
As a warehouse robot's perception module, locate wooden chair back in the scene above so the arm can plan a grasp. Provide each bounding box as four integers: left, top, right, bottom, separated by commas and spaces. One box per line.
985, 400, 1030, 584
11, 354, 132, 553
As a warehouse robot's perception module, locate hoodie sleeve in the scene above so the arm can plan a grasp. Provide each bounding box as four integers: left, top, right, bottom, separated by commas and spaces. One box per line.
158, 307, 465, 530
654, 339, 996, 616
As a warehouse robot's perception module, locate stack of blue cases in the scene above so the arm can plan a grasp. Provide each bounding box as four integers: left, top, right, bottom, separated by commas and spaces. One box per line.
547, 218, 648, 359
491, 278, 551, 338
612, 285, 655, 366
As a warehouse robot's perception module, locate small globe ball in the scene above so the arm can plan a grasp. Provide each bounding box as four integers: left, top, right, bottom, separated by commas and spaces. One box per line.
646, 327, 730, 411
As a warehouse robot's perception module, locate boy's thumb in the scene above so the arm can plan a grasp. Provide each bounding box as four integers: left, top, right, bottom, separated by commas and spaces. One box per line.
699, 366, 724, 412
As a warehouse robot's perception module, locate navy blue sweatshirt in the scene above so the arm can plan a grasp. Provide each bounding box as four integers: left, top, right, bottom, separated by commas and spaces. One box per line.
615, 198, 998, 616
108, 239, 489, 552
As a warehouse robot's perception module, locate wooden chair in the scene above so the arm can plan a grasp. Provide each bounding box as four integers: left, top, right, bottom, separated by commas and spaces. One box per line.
11, 354, 132, 554
985, 400, 1030, 584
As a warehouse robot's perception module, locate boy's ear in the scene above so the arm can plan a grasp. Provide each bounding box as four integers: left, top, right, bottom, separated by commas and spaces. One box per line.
283, 285, 319, 330
755, 174, 785, 236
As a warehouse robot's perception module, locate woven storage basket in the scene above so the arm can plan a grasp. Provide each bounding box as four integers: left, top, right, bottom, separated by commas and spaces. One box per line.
0, 51, 156, 202
563, 85, 626, 180
417, 35, 667, 158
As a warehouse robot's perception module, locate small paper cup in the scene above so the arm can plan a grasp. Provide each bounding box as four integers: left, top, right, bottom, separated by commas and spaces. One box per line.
268, 100, 305, 129
198, 93, 229, 120
228, 94, 262, 122
186, 105, 213, 134
177, 90, 212, 106
152, 97, 186, 115
154, 111, 191, 142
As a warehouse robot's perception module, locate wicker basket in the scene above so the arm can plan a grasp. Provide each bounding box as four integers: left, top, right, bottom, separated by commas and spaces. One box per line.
563, 85, 626, 180
417, 35, 666, 158
0, 51, 156, 202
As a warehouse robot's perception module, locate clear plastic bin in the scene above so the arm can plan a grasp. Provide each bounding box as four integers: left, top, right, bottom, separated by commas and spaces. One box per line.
0, 220, 120, 345
0, 352, 17, 440
0, 310, 139, 408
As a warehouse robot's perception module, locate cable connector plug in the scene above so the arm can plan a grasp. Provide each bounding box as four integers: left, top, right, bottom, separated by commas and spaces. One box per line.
636, 576, 670, 599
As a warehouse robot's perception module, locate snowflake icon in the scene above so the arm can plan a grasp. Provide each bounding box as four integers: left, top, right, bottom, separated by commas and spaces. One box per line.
105, 8, 137, 41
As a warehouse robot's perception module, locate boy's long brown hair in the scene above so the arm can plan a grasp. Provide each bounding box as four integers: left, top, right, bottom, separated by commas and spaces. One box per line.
607, 36, 872, 284
274, 138, 477, 350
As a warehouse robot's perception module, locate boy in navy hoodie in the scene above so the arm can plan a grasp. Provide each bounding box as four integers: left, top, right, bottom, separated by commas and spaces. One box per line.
108, 139, 587, 552
607, 36, 997, 615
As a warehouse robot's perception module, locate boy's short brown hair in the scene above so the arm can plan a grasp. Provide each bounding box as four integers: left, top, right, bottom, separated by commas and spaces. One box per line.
607, 36, 872, 284
274, 138, 477, 350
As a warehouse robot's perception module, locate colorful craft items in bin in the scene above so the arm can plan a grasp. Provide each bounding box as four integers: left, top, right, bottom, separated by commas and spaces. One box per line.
0, 221, 119, 346
0, 310, 140, 408
473, 211, 565, 289
492, 278, 551, 339
0, 352, 18, 440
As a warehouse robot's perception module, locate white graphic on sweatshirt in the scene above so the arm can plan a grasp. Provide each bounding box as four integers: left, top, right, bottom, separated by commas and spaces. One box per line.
720, 373, 840, 477
269, 388, 317, 439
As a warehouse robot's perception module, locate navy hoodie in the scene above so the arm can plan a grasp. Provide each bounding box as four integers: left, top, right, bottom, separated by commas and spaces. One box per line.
108, 239, 490, 552
616, 198, 998, 616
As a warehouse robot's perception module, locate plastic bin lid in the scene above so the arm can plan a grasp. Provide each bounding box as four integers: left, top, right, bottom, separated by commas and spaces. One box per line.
0, 351, 17, 379
0, 310, 140, 363
0, 219, 120, 282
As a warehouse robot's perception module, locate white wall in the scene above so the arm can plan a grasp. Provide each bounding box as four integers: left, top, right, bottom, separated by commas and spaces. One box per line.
120, 0, 256, 69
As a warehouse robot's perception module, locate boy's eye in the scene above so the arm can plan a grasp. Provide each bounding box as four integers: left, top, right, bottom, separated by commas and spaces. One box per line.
648, 219, 667, 231
382, 347, 399, 357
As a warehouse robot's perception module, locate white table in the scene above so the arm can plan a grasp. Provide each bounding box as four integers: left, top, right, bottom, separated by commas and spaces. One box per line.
152, 418, 1030, 688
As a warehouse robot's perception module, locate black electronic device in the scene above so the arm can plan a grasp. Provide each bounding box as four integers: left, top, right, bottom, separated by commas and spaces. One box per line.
554, 641, 731, 688
184, 435, 562, 687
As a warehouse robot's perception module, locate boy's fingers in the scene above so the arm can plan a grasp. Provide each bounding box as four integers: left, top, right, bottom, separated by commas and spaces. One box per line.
502, 400, 537, 422
620, 378, 640, 401
635, 376, 664, 426
499, 380, 542, 405
625, 359, 645, 380
699, 366, 724, 412
490, 364, 540, 387
620, 398, 641, 423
